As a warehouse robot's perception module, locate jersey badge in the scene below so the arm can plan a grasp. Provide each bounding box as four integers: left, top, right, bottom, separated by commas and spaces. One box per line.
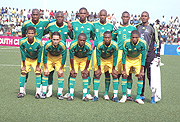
119, 31, 121, 34
101, 27, 104, 30
75, 27, 78, 31
64, 32, 67, 34
29, 47, 32, 50
39, 27, 42, 30
134, 48, 136, 50
81, 26, 84, 28
96, 29, 99, 32
128, 31, 131, 33
59, 30, 61, 32
123, 29, 126, 31
145, 29, 149, 32
87, 28, 90, 30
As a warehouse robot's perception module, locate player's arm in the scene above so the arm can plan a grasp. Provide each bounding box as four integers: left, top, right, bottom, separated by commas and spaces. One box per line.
36, 42, 43, 73
43, 24, 50, 36
112, 44, 118, 77
112, 29, 118, 42
121, 42, 128, 76
21, 22, 26, 38
64, 20, 73, 31
90, 24, 95, 40
69, 44, 76, 77
19, 43, 26, 72
60, 42, 67, 70
95, 45, 102, 76
154, 26, 160, 57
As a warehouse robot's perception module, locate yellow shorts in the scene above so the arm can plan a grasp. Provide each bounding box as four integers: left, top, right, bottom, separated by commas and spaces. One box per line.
70, 56, 91, 73
45, 53, 65, 72
21, 58, 42, 73
117, 49, 123, 74
94, 55, 116, 74
93, 47, 97, 70
125, 55, 141, 76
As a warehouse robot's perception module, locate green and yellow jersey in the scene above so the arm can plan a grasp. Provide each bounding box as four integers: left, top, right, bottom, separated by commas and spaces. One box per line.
44, 21, 70, 42
121, 38, 147, 66
96, 40, 118, 67
93, 21, 113, 47
69, 40, 93, 60
112, 25, 136, 50
43, 40, 67, 65
19, 37, 43, 63
71, 20, 94, 40
21, 19, 51, 39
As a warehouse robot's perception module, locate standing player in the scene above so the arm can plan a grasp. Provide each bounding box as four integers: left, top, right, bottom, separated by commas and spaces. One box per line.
17, 26, 43, 99
92, 31, 119, 102
41, 32, 67, 99
93, 9, 114, 100
68, 33, 93, 101
64, 7, 94, 99
43, 11, 70, 98
120, 30, 147, 104
112, 11, 136, 101
136, 11, 160, 103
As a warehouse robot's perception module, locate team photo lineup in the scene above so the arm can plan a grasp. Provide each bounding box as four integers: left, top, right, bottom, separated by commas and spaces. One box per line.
17, 7, 162, 105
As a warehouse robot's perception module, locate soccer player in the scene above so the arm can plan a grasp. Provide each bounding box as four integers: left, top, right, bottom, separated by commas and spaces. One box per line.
17, 26, 43, 99
68, 33, 93, 101
112, 11, 137, 101
136, 11, 160, 103
93, 9, 114, 100
120, 30, 147, 104
92, 31, 119, 102
41, 32, 67, 100
64, 7, 94, 99
43, 11, 70, 98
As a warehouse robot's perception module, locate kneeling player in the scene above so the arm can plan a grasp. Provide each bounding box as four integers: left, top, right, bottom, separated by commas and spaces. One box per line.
41, 32, 67, 100
17, 26, 43, 99
92, 31, 119, 102
68, 33, 93, 102
120, 30, 147, 104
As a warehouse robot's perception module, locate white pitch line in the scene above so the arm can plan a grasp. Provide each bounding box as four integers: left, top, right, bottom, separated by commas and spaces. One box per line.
0, 64, 20, 67
0, 50, 19, 52
0, 47, 19, 49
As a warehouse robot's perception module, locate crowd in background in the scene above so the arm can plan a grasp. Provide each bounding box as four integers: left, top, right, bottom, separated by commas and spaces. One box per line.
0, 7, 180, 44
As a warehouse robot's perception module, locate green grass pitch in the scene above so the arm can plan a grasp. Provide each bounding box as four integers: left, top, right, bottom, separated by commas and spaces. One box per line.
0, 46, 179, 122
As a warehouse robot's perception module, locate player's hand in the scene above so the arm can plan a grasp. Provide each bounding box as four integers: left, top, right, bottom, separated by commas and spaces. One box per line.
112, 69, 118, 78
138, 71, 144, 79
81, 69, 89, 78
121, 70, 127, 78
57, 68, 63, 77
70, 69, 76, 77
35, 66, 41, 74
44, 68, 49, 76
95, 69, 102, 78
21, 66, 26, 73
67, 21, 73, 31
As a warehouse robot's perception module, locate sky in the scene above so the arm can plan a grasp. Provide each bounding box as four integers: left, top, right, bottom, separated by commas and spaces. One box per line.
1, 0, 180, 23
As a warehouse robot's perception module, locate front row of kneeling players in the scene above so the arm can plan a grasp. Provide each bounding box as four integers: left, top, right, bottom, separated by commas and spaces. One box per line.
17, 26, 147, 104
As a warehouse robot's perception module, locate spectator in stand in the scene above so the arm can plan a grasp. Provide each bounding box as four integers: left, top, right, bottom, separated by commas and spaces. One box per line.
4, 7, 8, 20
0, 28, 3, 35
2, 7, 5, 16
169, 16, 173, 26
94, 12, 97, 21
166, 35, 172, 44
54, 10, 57, 17
23, 9, 27, 21
71, 11, 75, 21
133, 15, 139, 25
64, 10, 69, 21
50, 10, 54, 19
130, 14, 134, 25
161, 15, 166, 25
89, 12, 94, 21
20, 9, 23, 21
44, 9, 49, 19
75, 11, 79, 20
12, 8, 16, 17
8, 7, 12, 22
16, 8, 19, 18
174, 17, 179, 26
27, 9, 31, 20
137, 15, 141, 23
107, 14, 111, 22
111, 13, 116, 25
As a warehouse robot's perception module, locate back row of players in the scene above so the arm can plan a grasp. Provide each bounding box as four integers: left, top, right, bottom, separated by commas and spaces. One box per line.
17, 7, 160, 104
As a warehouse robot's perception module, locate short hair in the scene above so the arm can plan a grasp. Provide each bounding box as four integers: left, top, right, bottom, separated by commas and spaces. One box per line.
141, 11, 149, 17
32, 8, 39, 14
131, 30, 140, 36
27, 26, 36, 33
78, 33, 87, 38
51, 32, 61, 39
79, 7, 88, 13
104, 31, 112, 36
122, 11, 130, 16
56, 11, 64, 17
100, 9, 107, 15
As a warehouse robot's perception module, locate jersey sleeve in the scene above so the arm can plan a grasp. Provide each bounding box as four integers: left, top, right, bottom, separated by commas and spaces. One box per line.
96, 45, 101, 66
141, 42, 147, 66
86, 43, 93, 60
43, 24, 50, 36
37, 42, 43, 63
112, 29, 118, 41
43, 43, 49, 64
90, 24, 95, 40
19, 42, 26, 61
69, 42, 75, 59
113, 44, 118, 66
61, 42, 67, 65
21, 22, 26, 35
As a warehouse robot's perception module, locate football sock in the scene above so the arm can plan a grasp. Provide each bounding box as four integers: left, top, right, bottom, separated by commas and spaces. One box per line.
87, 76, 91, 94
48, 71, 54, 85
121, 78, 127, 96
68, 76, 70, 93
127, 79, 133, 97
113, 78, 119, 98
82, 78, 88, 98
104, 75, 110, 96
19, 74, 26, 93
42, 76, 48, 94
69, 77, 75, 97
93, 78, 100, 97
58, 77, 64, 95
36, 75, 41, 94
136, 80, 143, 99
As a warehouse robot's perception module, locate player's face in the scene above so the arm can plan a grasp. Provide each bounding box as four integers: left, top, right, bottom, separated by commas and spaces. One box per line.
100, 11, 107, 23
78, 36, 86, 47
56, 13, 64, 24
131, 34, 139, 45
103, 33, 112, 46
27, 30, 35, 40
52, 35, 61, 47
32, 10, 40, 21
79, 9, 87, 21
121, 13, 130, 24
141, 12, 149, 23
